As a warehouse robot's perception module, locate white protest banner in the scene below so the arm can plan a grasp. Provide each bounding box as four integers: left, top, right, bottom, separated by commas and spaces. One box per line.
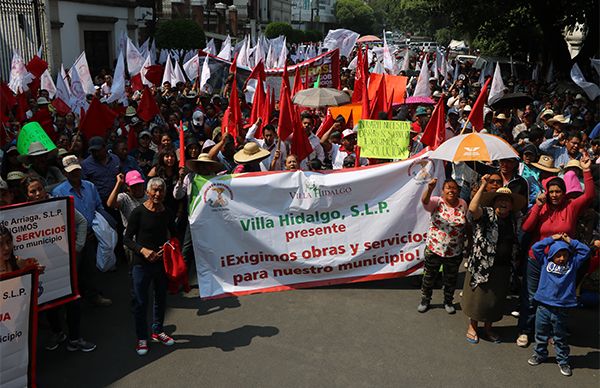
0, 267, 39, 388
0, 197, 78, 308
189, 153, 443, 299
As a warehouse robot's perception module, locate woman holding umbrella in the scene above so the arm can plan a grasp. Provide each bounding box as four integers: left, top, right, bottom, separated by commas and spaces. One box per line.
462, 175, 526, 343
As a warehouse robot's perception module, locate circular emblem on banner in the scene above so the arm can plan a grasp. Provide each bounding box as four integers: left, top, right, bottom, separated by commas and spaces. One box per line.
203, 183, 233, 208
408, 158, 435, 184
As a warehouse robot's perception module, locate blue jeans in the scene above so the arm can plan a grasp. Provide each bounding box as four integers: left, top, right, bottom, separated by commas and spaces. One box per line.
534, 304, 570, 365
518, 258, 541, 334
131, 263, 168, 340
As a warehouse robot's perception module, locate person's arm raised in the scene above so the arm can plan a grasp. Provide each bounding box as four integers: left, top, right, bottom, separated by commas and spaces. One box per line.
107, 173, 125, 209
421, 178, 437, 206
469, 175, 489, 220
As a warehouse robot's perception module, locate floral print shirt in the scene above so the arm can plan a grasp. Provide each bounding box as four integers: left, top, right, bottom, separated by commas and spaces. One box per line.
423, 196, 468, 257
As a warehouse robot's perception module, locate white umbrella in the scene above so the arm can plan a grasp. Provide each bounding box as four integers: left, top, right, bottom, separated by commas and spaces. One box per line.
429, 133, 518, 162
292, 88, 351, 108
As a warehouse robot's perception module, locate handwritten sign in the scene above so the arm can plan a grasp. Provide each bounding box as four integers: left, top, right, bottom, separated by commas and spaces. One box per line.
16, 122, 56, 155
357, 120, 411, 159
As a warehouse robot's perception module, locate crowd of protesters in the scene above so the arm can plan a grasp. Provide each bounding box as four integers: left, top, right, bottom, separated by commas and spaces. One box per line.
0, 43, 599, 377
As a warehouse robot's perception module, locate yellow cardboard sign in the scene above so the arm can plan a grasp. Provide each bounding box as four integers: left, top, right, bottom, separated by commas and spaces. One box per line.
357, 120, 411, 159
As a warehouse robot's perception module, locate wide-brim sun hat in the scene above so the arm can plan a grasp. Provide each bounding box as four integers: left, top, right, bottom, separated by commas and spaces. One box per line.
234, 142, 270, 164
186, 153, 224, 174
531, 155, 560, 173
480, 187, 527, 213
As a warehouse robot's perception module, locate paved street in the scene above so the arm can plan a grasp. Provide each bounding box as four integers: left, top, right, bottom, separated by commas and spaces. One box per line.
38, 265, 598, 387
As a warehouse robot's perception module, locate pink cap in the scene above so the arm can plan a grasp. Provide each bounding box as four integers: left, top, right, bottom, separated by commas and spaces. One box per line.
125, 170, 145, 186
563, 171, 582, 195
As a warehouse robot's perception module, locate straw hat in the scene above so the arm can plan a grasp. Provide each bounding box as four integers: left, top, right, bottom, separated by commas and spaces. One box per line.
480, 187, 527, 213
495, 113, 507, 120
547, 115, 569, 125
17, 141, 51, 163
186, 153, 224, 174
6, 171, 27, 181
233, 142, 270, 164
531, 155, 560, 173
564, 159, 582, 171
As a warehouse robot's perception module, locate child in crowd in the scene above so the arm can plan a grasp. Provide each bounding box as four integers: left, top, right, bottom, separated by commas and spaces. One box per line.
528, 233, 590, 377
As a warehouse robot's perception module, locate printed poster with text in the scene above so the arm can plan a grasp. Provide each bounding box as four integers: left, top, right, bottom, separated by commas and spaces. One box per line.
0, 268, 38, 388
189, 153, 443, 298
0, 197, 78, 308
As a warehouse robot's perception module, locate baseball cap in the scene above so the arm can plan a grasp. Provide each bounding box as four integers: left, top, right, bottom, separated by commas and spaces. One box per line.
342, 128, 357, 138
62, 155, 82, 172
138, 131, 151, 139
88, 136, 106, 151
125, 170, 145, 186
415, 106, 427, 116
201, 139, 216, 152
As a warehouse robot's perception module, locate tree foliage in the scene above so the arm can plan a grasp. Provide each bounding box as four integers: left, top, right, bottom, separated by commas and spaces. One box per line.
155, 19, 205, 50
304, 29, 323, 43
334, 0, 377, 35
264, 22, 294, 39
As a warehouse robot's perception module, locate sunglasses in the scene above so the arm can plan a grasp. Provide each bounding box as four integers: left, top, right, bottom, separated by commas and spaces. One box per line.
488, 179, 503, 184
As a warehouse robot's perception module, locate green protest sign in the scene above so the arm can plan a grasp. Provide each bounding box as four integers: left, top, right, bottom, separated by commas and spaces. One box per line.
17, 122, 56, 155
357, 120, 411, 159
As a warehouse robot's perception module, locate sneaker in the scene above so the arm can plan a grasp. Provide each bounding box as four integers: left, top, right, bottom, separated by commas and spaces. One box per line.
444, 303, 456, 314
511, 310, 520, 318
136, 340, 148, 356
558, 364, 572, 376
45, 331, 67, 351
417, 300, 430, 313
516, 334, 529, 347
528, 355, 544, 366
66, 338, 97, 352
151, 332, 175, 346
89, 294, 112, 307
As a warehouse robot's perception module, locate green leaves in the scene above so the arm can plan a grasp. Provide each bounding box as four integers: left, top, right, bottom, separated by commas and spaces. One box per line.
155, 20, 205, 50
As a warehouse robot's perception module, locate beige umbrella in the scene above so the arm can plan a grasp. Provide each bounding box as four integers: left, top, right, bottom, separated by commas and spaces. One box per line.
291, 88, 351, 108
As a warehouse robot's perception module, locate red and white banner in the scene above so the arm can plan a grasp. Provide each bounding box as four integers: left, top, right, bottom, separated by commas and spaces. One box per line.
189, 153, 443, 299
0, 197, 78, 309
0, 267, 39, 388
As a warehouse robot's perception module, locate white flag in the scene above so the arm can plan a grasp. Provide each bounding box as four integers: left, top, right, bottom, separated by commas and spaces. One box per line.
218, 35, 232, 61
159, 49, 168, 65
204, 39, 216, 55
570, 63, 600, 101
237, 36, 251, 68
68, 65, 89, 113
8, 51, 34, 94
183, 50, 196, 64
412, 55, 430, 97
162, 54, 174, 86
253, 38, 266, 68
107, 50, 127, 104
60, 64, 72, 95
382, 30, 397, 75
139, 38, 150, 58
488, 62, 505, 105
40, 70, 56, 98
69, 52, 95, 95
173, 58, 187, 85
150, 39, 157, 65
183, 54, 200, 81
199, 54, 211, 93
401, 49, 410, 72
126, 38, 145, 76
323, 29, 359, 58
277, 37, 288, 68
372, 60, 385, 74
55, 65, 71, 104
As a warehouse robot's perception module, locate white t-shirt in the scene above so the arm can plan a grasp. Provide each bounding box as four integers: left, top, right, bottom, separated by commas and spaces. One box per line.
330, 144, 368, 169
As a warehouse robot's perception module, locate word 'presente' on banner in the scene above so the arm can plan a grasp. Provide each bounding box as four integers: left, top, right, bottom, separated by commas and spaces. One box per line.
0, 267, 39, 388
357, 119, 411, 159
0, 197, 79, 309
189, 153, 443, 299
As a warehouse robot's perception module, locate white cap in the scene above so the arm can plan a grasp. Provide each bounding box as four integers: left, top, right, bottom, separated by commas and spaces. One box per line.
193, 110, 205, 126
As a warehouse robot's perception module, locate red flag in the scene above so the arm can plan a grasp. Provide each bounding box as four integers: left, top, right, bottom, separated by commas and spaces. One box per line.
269, 87, 276, 121
130, 73, 143, 92
248, 61, 266, 138
420, 95, 446, 150
221, 76, 241, 143
229, 52, 238, 74
127, 121, 137, 152
291, 116, 313, 163
466, 77, 491, 132
137, 86, 160, 122
179, 120, 185, 167
316, 110, 335, 138
51, 97, 71, 116
291, 66, 305, 96
352, 49, 364, 103
144, 65, 164, 86
246, 60, 265, 83
26, 55, 48, 78
354, 145, 361, 167
80, 98, 117, 139
277, 65, 294, 141
15, 93, 29, 122
0, 82, 17, 125
304, 66, 310, 89
369, 75, 386, 119
261, 85, 273, 130
387, 89, 395, 120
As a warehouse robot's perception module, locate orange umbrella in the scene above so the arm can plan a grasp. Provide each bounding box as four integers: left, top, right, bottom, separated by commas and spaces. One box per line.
357, 35, 381, 43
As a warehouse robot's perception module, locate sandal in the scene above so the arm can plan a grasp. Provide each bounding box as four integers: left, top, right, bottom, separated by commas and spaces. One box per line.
466, 331, 479, 344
